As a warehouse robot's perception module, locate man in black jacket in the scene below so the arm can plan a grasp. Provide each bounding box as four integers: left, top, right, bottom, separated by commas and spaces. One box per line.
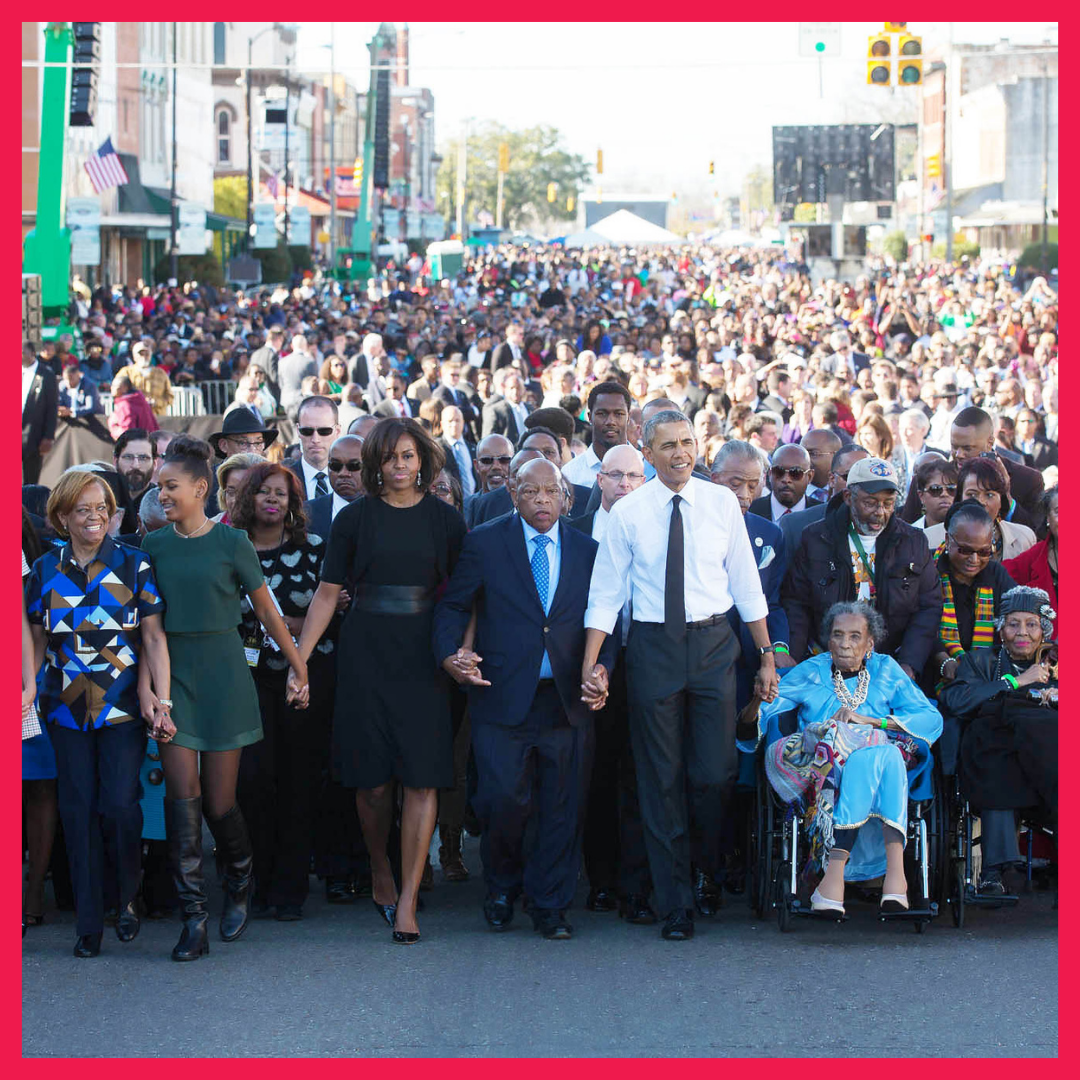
782, 456, 942, 678
22, 341, 58, 484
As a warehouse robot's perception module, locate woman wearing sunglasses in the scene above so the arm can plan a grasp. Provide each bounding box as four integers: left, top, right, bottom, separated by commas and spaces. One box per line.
911, 456, 958, 531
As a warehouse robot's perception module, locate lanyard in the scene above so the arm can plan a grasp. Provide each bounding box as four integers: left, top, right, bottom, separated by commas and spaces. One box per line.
848, 525, 877, 600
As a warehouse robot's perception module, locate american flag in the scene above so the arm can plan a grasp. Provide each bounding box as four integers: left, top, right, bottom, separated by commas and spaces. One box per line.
84, 137, 129, 194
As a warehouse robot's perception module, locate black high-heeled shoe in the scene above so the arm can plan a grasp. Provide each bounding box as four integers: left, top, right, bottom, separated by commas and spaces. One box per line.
391, 929, 420, 944
372, 899, 397, 927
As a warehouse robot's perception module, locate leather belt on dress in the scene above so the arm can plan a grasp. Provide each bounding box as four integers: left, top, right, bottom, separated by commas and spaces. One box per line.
351, 584, 435, 615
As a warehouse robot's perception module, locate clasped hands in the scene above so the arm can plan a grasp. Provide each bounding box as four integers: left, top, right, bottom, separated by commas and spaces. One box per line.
139, 689, 177, 743
286, 663, 310, 709
443, 648, 491, 687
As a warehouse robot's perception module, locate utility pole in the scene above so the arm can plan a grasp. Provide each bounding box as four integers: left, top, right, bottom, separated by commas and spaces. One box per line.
328, 32, 337, 276
169, 22, 178, 281
455, 119, 467, 238
245, 35, 254, 243
944, 23, 954, 262
1041, 58, 1050, 274
284, 54, 291, 245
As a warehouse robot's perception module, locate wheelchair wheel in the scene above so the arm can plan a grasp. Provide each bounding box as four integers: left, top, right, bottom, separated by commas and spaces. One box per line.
775, 860, 793, 932
951, 862, 966, 929
750, 779, 770, 918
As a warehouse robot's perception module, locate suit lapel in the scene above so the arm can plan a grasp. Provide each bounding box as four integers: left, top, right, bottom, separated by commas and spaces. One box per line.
547, 520, 576, 617
503, 515, 546, 616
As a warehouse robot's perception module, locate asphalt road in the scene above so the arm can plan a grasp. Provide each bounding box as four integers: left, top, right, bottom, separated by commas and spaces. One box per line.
22, 836, 1057, 1058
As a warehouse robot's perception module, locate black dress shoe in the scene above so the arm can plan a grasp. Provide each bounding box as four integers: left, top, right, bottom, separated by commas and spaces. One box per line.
532, 909, 573, 940
74, 932, 103, 958
325, 879, 356, 904
391, 930, 421, 944
372, 898, 397, 927
586, 887, 618, 912
693, 869, 719, 918
115, 900, 140, 943
619, 894, 658, 925
483, 892, 514, 930
661, 909, 694, 941
275, 904, 303, 921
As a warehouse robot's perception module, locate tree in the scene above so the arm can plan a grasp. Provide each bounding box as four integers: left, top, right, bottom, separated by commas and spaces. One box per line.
883, 230, 910, 262
214, 176, 249, 221
436, 122, 590, 232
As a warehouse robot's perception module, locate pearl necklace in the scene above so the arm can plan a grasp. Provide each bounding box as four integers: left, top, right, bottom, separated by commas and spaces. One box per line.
832, 665, 871, 709
174, 517, 211, 539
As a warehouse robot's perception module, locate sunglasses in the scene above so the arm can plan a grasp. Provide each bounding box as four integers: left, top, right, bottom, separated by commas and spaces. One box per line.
771, 466, 807, 480
920, 483, 957, 497
298, 427, 335, 437
478, 455, 513, 467
948, 537, 993, 559
328, 459, 363, 473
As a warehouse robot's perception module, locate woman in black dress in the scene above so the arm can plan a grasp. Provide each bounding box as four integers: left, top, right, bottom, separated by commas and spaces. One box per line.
297, 418, 466, 944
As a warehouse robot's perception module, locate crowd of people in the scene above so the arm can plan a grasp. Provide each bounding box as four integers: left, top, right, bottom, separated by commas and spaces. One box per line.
21, 241, 1058, 957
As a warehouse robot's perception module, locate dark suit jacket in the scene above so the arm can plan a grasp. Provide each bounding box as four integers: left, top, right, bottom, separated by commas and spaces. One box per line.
433, 383, 479, 441
729, 512, 789, 688
489, 342, 519, 372
748, 491, 823, 524
1021, 436, 1057, 471
303, 493, 334, 543
778, 500, 828, 559
372, 397, 419, 420
761, 394, 793, 423
433, 514, 616, 728
481, 396, 531, 443
22, 364, 58, 454
437, 436, 474, 488
466, 481, 590, 528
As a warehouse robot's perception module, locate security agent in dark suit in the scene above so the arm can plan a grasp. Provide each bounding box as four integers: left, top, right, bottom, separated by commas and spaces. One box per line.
371, 372, 418, 419
434, 460, 616, 940
22, 341, 58, 484
432, 358, 480, 442
898, 406, 1044, 526
568, 444, 654, 924
481, 370, 532, 443
778, 445, 869, 559
746, 444, 823, 523
1014, 408, 1057, 472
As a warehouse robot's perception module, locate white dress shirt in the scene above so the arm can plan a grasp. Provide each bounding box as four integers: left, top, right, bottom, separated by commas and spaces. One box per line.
22, 361, 38, 412
585, 475, 768, 634
446, 437, 476, 497
330, 491, 351, 521
592, 506, 632, 645
562, 443, 603, 487
299, 456, 331, 501
510, 400, 529, 432
770, 492, 807, 520
521, 515, 561, 679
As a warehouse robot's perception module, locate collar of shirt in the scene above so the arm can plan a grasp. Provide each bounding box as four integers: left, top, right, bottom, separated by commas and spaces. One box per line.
771, 491, 805, 518
300, 456, 329, 495
330, 491, 351, 521
60, 532, 116, 580
520, 513, 560, 554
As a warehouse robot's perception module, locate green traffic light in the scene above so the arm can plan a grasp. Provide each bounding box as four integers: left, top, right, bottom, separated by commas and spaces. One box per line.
815, 41, 825, 53
900, 64, 921, 84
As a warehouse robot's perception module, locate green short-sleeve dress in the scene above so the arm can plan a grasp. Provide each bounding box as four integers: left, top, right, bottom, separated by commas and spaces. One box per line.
142, 522, 265, 751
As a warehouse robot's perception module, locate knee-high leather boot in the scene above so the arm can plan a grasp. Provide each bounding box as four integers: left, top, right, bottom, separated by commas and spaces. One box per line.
166, 797, 209, 961
206, 804, 254, 942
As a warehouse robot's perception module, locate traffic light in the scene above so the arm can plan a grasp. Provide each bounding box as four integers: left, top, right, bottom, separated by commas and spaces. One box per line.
925, 153, 941, 179
353, 157, 363, 187
498, 142, 510, 173
898, 34, 922, 85
868, 33, 891, 85
566, 195, 575, 213
596, 148, 603, 175
708, 160, 715, 176
69, 22, 100, 127
547, 182, 557, 203
884, 22, 907, 32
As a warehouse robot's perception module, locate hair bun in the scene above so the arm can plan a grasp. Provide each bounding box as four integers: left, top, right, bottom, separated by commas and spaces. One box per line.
165, 434, 213, 463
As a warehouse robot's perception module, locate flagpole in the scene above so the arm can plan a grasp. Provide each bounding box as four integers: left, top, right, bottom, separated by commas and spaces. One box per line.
169, 21, 178, 282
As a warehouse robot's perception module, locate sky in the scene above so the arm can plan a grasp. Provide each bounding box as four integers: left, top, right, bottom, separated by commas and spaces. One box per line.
295, 21, 1057, 199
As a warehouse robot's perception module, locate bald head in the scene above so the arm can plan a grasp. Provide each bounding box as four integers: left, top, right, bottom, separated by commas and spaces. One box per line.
328, 435, 365, 500
598, 443, 646, 511
476, 433, 515, 491
347, 414, 379, 440
442, 405, 465, 441
802, 427, 843, 488
512, 458, 565, 530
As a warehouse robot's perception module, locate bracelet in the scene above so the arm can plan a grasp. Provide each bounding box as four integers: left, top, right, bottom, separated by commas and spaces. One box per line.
939, 657, 954, 677
774, 643, 790, 656
1002, 674, 1018, 690
880, 717, 888, 730
158, 698, 173, 707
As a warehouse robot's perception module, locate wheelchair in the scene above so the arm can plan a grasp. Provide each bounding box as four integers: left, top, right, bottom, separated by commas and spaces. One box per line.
747, 713, 945, 934
937, 714, 1056, 928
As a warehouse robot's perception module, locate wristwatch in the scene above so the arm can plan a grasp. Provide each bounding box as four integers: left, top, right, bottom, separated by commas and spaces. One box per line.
758, 645, 776, 657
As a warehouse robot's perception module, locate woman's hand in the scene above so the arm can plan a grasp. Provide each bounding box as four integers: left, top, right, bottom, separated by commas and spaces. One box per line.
286, 661, 310, 708
151, 703, 176, 743
22, 683, 37, 716
442, 648, 491, 687
581, 663, 609, 711
834, 707, 877, 727
1015, 661, 1050, 688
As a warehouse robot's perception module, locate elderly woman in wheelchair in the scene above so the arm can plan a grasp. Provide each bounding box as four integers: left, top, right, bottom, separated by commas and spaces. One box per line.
737, 601, 942, 917
938, 586, 1057, 895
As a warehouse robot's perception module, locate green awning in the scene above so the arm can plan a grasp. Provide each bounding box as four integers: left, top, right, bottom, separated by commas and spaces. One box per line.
206, 210, 246, 234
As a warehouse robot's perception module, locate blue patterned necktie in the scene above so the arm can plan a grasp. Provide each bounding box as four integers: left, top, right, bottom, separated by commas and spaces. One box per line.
531, 534, 551, 613
315, 471, 329, 498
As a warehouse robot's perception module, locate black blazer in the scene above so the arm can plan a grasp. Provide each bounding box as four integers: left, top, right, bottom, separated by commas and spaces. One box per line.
22, 364, 58, 453
489, 342, 518, 372
481, 396, 530, 443
303, 493, 334, 543
372, 397, 419, 419
748, 491, 823, 524
569, 509, 599, 537
433, 384, 479, 440
437, 437, 474, 488
1023, 436, 1057, 471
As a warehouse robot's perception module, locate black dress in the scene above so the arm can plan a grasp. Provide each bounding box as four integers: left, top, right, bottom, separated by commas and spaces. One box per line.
322, 494, 467, 789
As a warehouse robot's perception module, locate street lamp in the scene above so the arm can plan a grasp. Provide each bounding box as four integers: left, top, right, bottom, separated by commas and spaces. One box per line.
246, 23, 284, 242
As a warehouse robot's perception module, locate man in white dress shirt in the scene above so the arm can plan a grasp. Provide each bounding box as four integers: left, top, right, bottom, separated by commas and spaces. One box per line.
561, 380, 632, 489
582, 410, 779, 941
288, 395, 341, 502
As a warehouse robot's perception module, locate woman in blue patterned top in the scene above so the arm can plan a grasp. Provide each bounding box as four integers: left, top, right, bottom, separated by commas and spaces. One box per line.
26, 469, 174, 959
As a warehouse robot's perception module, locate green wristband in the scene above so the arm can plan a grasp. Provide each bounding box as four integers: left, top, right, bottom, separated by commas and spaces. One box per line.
1003, 673, 1019, 690
774, 644, 790, 656
880, 717, 888, 730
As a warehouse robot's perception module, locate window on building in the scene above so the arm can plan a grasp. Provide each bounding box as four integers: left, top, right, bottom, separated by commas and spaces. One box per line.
214, 23, 225, 65
218, 109, 231, 164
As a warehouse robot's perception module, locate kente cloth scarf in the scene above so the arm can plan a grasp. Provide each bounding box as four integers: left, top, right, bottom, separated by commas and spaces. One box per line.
938, 570, 996, 659
766, 718, 918, 875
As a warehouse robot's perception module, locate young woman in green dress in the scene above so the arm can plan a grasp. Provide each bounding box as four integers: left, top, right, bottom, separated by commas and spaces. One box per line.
143, 435, 309, 961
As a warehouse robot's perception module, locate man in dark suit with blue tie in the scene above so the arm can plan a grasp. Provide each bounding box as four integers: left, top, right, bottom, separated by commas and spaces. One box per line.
434, 459, 616, 940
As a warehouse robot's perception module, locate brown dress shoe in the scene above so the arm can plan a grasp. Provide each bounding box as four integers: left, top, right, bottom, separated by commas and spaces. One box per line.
438, 826, 470, 882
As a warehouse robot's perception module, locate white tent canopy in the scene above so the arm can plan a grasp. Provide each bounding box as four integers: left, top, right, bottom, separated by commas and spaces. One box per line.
563, 209, 681, 247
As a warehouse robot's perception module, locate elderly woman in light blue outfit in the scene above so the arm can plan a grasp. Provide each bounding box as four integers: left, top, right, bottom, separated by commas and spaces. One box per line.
738, 601, 942, 915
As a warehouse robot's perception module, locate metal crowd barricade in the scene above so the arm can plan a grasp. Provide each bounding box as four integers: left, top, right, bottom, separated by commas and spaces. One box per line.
97, 380, 236, 418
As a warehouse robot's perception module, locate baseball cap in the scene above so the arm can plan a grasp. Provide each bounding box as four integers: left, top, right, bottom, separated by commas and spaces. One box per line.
846, 457, 899, 494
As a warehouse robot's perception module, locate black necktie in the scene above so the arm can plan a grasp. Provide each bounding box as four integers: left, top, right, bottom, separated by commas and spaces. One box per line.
315, 471, 329, 498
664, 494, 685, 640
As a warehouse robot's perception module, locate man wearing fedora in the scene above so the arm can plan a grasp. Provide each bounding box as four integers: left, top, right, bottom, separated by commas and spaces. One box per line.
208, 409, 278, 461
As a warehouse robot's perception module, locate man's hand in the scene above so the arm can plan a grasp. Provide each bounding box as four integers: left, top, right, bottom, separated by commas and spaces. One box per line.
57, 406, 72, 418
38, 438, 54, 455
581, 663, 609, 711
442, 648, 491, 687
900, 663, 917, 681
336, 589, 351, 613
754, 656, 780, 702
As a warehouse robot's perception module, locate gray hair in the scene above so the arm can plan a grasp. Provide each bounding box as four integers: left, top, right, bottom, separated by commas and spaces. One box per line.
995, 585, 1056, 639
900, 407, 931, 434
709, 439, 764, 479
642, 409, 693, 448
138, 485, 168, 530
821, 600, 887, 647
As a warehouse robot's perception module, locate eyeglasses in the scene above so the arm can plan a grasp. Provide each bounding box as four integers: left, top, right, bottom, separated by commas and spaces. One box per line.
226, 438, 266, 451
478, 455, 513, 467
328, 459, 363, 473
771, 466, 807, 480
431, 484, 453, 497
948, 537, 994, 559
919, 483, 957, 497
119, 453, 153, 464
298, 427, 335, 437
600, 470, 644, 483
